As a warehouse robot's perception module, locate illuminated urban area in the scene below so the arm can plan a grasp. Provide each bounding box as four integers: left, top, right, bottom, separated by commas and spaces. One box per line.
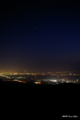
0, 71, 80, 85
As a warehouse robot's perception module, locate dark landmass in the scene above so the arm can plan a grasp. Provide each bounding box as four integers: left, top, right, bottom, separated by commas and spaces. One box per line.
0, 80, 79, 118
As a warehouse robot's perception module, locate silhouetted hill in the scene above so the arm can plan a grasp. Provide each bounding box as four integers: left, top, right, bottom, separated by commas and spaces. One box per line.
0, 81, 80, 118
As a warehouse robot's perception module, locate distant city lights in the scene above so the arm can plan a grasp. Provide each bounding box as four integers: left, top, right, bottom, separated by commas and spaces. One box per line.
14, 79, 19, 81
49, 80, 57, 82
0, 71, 80, 84
34, 82, 41, 84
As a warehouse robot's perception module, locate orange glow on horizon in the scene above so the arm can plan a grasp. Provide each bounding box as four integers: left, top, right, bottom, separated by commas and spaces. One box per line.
34, 82, 41, 84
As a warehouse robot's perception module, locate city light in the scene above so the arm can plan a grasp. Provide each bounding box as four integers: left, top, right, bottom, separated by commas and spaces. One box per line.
34, 82, 41, 84
77, 79, 78, 81
0, 71, 80, 84
18, 81, 22, 82
49, 80, 57, 82
14, 79, 19, 81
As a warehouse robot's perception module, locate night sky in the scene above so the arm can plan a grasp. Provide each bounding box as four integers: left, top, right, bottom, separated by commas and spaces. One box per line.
0, 0, 80, 72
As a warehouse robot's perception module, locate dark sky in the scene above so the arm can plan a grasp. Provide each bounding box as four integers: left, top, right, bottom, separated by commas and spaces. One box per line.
0, 0, 80, 72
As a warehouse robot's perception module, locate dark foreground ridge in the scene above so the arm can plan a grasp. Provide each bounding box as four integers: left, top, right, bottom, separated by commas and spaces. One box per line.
0, 80, 79, 118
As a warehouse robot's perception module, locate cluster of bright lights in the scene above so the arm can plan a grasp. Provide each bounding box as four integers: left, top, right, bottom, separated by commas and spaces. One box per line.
49, 80, 57, 82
